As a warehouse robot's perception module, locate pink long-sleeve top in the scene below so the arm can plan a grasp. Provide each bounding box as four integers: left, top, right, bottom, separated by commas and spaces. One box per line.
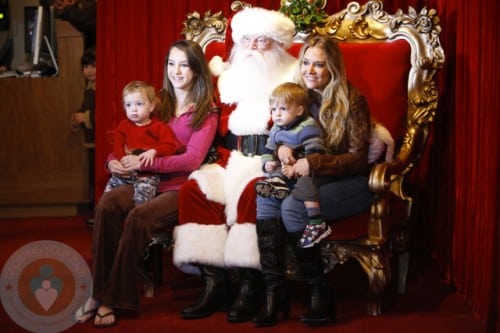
107, 106, 218, 192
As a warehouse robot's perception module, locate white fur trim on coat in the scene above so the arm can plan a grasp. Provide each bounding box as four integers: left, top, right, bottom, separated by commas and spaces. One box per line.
173, 223, 228, 275
189, 163, 226, 205
223, 151, 264, 226
189, 151, 263, 227
224, 223, 261, 270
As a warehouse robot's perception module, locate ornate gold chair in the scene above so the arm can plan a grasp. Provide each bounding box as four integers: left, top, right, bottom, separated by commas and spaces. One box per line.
180, 0, 444, 315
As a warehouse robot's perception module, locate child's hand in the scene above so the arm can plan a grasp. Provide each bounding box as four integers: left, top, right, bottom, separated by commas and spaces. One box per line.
281, 164, 295, 179
264, 161, 278, 173
72, 112, 85, 125
138, 149, 157, 167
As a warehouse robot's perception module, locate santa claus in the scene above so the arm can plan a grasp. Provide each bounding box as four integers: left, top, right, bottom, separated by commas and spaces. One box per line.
173, 7, 297, 322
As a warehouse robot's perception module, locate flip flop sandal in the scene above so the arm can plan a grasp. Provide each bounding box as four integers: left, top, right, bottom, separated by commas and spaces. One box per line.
74, 297, 99, 323
94, 311, 117, 328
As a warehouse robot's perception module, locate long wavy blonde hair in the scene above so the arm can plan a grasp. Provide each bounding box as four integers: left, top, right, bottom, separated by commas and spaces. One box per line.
294, 35, 350, 148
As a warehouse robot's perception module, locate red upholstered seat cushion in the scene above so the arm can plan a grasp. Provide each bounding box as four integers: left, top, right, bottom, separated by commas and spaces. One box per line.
205, 39, 411, 240
325, 192, 408, 241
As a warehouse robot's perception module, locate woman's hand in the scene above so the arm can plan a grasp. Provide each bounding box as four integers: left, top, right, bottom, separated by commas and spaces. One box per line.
293, 158, 310, 177
119, 155, 142, 171
107, 160, 132, 176
277, 145, 296, 165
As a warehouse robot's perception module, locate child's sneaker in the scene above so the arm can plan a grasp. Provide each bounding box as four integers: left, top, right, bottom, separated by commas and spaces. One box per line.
298, 222, 332, 248
255, 176, 290, 199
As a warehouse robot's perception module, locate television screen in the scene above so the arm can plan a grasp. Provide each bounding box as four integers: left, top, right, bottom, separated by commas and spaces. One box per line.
24, 5, 57, 67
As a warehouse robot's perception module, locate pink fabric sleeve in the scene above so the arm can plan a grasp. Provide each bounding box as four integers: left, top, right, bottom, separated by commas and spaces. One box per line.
142, 112, 218, 174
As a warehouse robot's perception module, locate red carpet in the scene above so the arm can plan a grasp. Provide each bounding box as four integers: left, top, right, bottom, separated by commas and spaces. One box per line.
0, 216, 486, 333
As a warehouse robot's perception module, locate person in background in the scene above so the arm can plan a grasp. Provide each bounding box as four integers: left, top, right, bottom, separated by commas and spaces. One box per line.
74, 39, 218, 329
70, 46, 96, 225
44, 0, 96, 49
103, 80, 183, 205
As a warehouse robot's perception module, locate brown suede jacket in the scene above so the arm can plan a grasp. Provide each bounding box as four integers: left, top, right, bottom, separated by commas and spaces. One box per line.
306, 85, 371, 177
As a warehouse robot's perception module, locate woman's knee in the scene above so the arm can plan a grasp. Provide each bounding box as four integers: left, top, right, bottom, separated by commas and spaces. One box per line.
97, 186, 134, 212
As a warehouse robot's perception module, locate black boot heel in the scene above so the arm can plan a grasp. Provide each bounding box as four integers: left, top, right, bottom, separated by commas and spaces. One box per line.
227, 268, 263, 323
181, 265, 230, 319
252, 285, 289, 327
300, 278, 335, 326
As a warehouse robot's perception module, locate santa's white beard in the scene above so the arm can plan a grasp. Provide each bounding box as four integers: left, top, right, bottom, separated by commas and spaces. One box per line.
219, 45, 296, 103
218, 44, 297, 135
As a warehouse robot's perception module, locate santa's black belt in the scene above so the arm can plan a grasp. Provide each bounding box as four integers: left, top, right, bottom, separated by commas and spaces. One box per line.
223, 132, 268, 156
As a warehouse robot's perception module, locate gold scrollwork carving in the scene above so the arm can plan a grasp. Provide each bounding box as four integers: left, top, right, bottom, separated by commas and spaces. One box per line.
231, 1, 252, 12
182, 10, 227, 48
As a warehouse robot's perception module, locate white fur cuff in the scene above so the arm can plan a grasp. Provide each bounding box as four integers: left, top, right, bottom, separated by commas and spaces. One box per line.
224, 223, 261, 270
173, 223, 228, 274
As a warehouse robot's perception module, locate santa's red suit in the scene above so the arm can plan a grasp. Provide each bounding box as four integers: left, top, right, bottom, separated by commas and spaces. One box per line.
173, 7, 297, 275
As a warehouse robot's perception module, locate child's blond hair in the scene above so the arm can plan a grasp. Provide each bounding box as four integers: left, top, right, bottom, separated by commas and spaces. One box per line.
122, 80, 158, 108
269, 82, 309, 111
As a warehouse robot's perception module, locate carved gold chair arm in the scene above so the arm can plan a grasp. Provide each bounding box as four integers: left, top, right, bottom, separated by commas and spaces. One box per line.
369, 123, 426, 199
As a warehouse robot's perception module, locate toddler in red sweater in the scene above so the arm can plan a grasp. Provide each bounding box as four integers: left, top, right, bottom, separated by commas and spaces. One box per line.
104, 80, 183, 204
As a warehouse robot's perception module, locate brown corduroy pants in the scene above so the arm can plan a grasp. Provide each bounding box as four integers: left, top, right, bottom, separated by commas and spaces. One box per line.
91, 185, 178, 313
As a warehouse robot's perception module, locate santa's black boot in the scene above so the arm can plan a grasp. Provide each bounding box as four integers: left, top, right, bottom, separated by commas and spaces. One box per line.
181, 265, 231, 319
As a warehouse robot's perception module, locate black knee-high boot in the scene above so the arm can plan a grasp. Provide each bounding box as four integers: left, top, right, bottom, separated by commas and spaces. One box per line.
252, 218, 289, 327
227, 268, 263, 322
181, 265, 231, 319
289, 231, 335, 326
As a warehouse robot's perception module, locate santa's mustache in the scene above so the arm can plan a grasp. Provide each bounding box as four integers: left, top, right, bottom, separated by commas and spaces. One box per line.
236, 49, 265, 64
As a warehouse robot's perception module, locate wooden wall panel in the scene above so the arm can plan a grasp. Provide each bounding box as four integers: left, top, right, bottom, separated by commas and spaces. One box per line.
0, 20, 87, 217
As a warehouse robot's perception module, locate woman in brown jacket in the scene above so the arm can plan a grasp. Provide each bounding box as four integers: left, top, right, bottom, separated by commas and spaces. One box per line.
254, 35, 372, 327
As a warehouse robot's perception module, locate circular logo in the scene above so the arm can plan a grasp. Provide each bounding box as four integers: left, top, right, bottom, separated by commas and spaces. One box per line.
0, 240, 93, 333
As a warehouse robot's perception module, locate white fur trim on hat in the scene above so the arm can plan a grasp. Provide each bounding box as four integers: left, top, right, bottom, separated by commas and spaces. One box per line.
231, 7, 295, 47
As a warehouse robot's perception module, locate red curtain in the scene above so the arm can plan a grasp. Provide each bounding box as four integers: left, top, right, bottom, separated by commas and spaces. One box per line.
95, 1, 499, 330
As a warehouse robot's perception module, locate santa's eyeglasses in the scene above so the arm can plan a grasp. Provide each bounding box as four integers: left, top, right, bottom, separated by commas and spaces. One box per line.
240, 35, 273, 49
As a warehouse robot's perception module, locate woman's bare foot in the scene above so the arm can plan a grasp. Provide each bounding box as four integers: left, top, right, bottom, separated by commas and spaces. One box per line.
94, 304, 116, 328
